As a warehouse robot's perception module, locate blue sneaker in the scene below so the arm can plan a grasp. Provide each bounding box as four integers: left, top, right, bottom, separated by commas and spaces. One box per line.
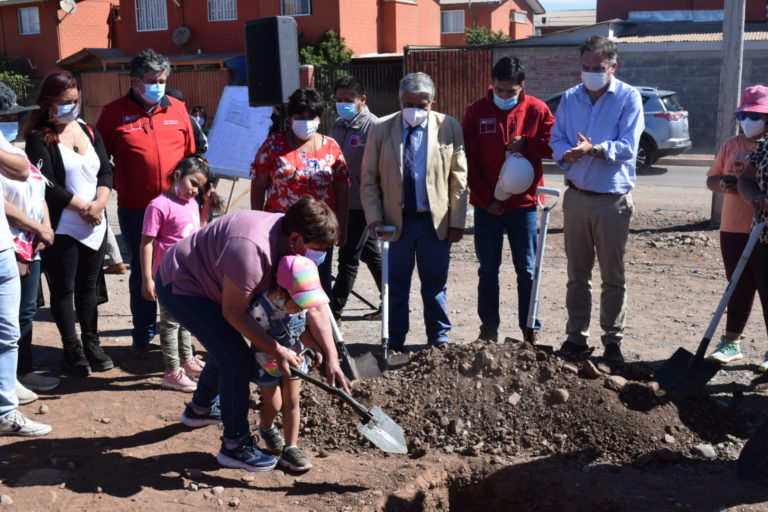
180, 402, 222, 428
216, 436, 277, 472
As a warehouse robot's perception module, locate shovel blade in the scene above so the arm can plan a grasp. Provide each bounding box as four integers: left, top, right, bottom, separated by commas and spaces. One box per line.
352, 352, 384, 379
667, 359, 722, 398
357, 406, 408, 454
654, 347, 694, 390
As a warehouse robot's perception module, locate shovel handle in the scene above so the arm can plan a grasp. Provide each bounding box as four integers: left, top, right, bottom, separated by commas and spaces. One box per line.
536, 187, 561, 210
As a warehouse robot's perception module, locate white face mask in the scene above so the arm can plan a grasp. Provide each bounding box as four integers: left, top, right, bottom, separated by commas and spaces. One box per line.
402, 107, 428, 127
291, 119, 319, 140
741, 118, 766, 139
581, 71, 611, 92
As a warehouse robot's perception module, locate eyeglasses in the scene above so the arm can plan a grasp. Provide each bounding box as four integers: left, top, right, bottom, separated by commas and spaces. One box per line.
737, 111, 764, 121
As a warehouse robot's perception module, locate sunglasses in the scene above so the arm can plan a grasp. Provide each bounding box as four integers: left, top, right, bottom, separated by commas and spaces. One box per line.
737, 111, 764, 121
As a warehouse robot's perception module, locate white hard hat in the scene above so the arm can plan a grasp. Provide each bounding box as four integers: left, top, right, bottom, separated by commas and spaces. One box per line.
494, 152, 534, 201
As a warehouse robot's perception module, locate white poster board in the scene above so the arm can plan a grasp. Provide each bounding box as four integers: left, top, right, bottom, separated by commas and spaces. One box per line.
205, 86, 273, 180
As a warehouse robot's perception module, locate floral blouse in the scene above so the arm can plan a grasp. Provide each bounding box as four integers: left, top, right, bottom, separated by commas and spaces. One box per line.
250, 131, 348, 213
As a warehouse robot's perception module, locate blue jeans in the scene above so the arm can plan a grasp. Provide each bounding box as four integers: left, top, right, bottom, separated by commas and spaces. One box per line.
17, 259, 40, 375
0, 248, 21, 418
118, 208, 157, 347
474, 206, 539, 334
155, 274, 253, 441
389, 215, 451, 348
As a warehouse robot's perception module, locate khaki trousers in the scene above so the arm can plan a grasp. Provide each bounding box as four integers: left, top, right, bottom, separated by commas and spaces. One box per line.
562, 188, 634, 346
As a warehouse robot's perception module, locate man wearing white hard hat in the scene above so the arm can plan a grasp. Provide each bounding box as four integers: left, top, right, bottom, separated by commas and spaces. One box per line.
549, 36, 644, 363
462, 56, 554, 344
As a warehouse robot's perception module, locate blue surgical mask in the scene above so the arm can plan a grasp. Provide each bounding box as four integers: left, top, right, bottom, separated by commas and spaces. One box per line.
141, 83, 166, 105
193, 116, 205, 127
304, 247, 326, 265
55, 103, 80, 123
336, 102, 358, 120
493, 94, 519, 111
0, 122, 18, 142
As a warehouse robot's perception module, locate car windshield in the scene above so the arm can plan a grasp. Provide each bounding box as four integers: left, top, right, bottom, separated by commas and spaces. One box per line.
661, 94, 684, 112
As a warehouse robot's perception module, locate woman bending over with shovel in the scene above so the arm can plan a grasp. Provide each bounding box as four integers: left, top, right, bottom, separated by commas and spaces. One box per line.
707, 85, 768, 369
155, 196, 349, 472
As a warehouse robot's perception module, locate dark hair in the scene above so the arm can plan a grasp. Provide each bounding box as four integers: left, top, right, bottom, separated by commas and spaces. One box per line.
169, 154, 224, 214
333, 76, 365, 98
286, 88, 324, 118
165, 88, 184, 102
24, 70, 81, 143
580, 36, 618, 62
281, 196, 338, 246
191, 105, 207, 122
130, 48, 171, 78
492, 57, 526, 84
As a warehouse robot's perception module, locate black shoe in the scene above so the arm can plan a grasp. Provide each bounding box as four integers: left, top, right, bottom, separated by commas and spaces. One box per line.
131, 344, 150, 360
603, 343, 625, 363
61, 343, 92, 377
475, 330, 498, 343
83, 339, 114, 371
558, 340, 591, 358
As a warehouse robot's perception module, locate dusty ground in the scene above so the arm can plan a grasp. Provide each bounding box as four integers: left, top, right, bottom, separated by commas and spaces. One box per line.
4, 172, 768, 511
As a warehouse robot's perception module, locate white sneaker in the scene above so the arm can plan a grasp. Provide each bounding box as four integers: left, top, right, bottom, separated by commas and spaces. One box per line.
15, 380, 38, 405
18, 372, 60, 392
161, 369, 197, 392
0, 409, 51, 436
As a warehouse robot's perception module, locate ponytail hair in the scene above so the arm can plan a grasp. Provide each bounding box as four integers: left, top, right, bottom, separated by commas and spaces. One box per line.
169, 153, 224, 214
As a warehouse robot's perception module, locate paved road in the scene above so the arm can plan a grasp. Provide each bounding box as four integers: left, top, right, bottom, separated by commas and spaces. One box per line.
544, 160, 710, 189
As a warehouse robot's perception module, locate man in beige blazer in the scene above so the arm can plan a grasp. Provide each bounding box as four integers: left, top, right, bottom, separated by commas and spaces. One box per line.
361, 72, 468, 351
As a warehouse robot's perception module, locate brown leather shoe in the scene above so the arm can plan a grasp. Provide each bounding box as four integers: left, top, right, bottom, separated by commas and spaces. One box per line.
104, 263, 126, 274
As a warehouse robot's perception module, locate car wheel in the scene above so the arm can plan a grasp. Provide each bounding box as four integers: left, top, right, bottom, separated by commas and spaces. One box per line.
636, 137, 656, 169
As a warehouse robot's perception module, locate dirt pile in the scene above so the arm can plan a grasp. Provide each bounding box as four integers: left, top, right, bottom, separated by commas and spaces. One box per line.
290, 340, 761, 465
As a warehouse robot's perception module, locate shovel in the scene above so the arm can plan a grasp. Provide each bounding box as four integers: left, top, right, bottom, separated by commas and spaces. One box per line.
290, 355, 407, 454
376, 226, 410, 372
524, 187, 561, 353
654, 218, 767, 398
325, 304, 381, 381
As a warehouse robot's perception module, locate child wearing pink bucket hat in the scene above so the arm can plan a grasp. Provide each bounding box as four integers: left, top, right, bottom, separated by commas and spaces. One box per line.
247, 254, 328, 472
706, 85, 768, 368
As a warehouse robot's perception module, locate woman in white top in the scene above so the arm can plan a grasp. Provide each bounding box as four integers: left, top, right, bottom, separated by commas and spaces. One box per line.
25, 70, 114, 377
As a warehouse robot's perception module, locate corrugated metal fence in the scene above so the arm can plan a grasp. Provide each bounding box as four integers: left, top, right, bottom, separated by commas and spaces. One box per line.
405, 46, 492, 122
80, 69, 232, 124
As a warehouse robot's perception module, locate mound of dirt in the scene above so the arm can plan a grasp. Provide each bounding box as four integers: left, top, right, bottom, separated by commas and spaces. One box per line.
285, 341, 761, 465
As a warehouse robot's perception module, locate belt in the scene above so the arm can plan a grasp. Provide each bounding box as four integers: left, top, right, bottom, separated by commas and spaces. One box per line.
567, 182, 622, 197
402, 209, 430, 218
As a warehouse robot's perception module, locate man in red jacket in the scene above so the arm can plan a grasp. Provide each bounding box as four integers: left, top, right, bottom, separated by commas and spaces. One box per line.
461, 56, 554, 344
96, 48, 195, 357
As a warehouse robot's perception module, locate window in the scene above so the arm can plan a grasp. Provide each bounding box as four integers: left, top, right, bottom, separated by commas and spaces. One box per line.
513, 11, 528, 24
136, 0, 167, 32
441, 10, 464, 34
18, 7, 40, 35
208, 0, 237, 21
281, 0, 311, 16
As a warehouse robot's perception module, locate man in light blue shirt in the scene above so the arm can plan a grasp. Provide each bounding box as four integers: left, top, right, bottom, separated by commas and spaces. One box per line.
550, 36, 644, 363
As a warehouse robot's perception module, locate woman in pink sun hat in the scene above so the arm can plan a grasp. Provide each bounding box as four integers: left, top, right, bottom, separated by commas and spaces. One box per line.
711, 85, 768, 382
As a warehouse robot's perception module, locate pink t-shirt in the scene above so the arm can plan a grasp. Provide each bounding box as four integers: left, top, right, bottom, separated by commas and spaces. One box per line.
142, 193, 201, 275
158, 210, 292, 304
706, 134, 757, 234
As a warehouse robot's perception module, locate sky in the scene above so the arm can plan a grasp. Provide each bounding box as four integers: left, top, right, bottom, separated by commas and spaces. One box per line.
540, 1, 597, 10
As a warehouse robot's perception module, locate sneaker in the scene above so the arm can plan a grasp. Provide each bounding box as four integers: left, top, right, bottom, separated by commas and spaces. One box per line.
259, 425, 285, 455
180, 402, 222, 428
15, 380, 38, 405
161, 369, 197, 392
558, 340, 591, 358
279, 446, 313, 472
180, 357, 205, 379
104, 263, 126, 275
475, 330, 498, 343
602, 343, 625, 363
216, 436, 277, 472
0, 409, 51, 437
83, 340, 114, 372
18, 372, 60, 392
758, 352, 768, 373
61, 343, 92, 377
709, 336, 743, 364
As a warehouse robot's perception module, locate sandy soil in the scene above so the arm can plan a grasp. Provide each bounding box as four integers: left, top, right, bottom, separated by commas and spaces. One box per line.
3, 180, 768, 511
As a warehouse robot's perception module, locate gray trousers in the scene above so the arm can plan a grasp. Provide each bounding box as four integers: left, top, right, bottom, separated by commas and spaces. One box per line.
562, 188, 634, 346
159, 302, 193, 370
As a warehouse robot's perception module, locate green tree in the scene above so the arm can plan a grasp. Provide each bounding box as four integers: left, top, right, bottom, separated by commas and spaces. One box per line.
0, 54, 33, 102
465, 26, 510, 46
299, 30, 353, 67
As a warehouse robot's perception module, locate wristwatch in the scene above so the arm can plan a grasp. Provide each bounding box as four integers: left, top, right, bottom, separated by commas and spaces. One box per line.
589, 144, 600, 157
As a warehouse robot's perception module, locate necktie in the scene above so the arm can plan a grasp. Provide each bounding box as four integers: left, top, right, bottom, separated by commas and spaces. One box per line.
403, 125, 418, 215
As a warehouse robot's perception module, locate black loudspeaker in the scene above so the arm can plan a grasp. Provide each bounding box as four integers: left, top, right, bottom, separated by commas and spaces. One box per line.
244, 16, 300, 107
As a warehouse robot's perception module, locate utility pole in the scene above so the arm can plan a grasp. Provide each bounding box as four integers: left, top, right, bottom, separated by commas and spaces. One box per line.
711, 0, 745, 228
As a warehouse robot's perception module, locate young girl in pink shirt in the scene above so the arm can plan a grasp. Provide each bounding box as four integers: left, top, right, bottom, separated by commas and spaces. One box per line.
140, 155, 222, 391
